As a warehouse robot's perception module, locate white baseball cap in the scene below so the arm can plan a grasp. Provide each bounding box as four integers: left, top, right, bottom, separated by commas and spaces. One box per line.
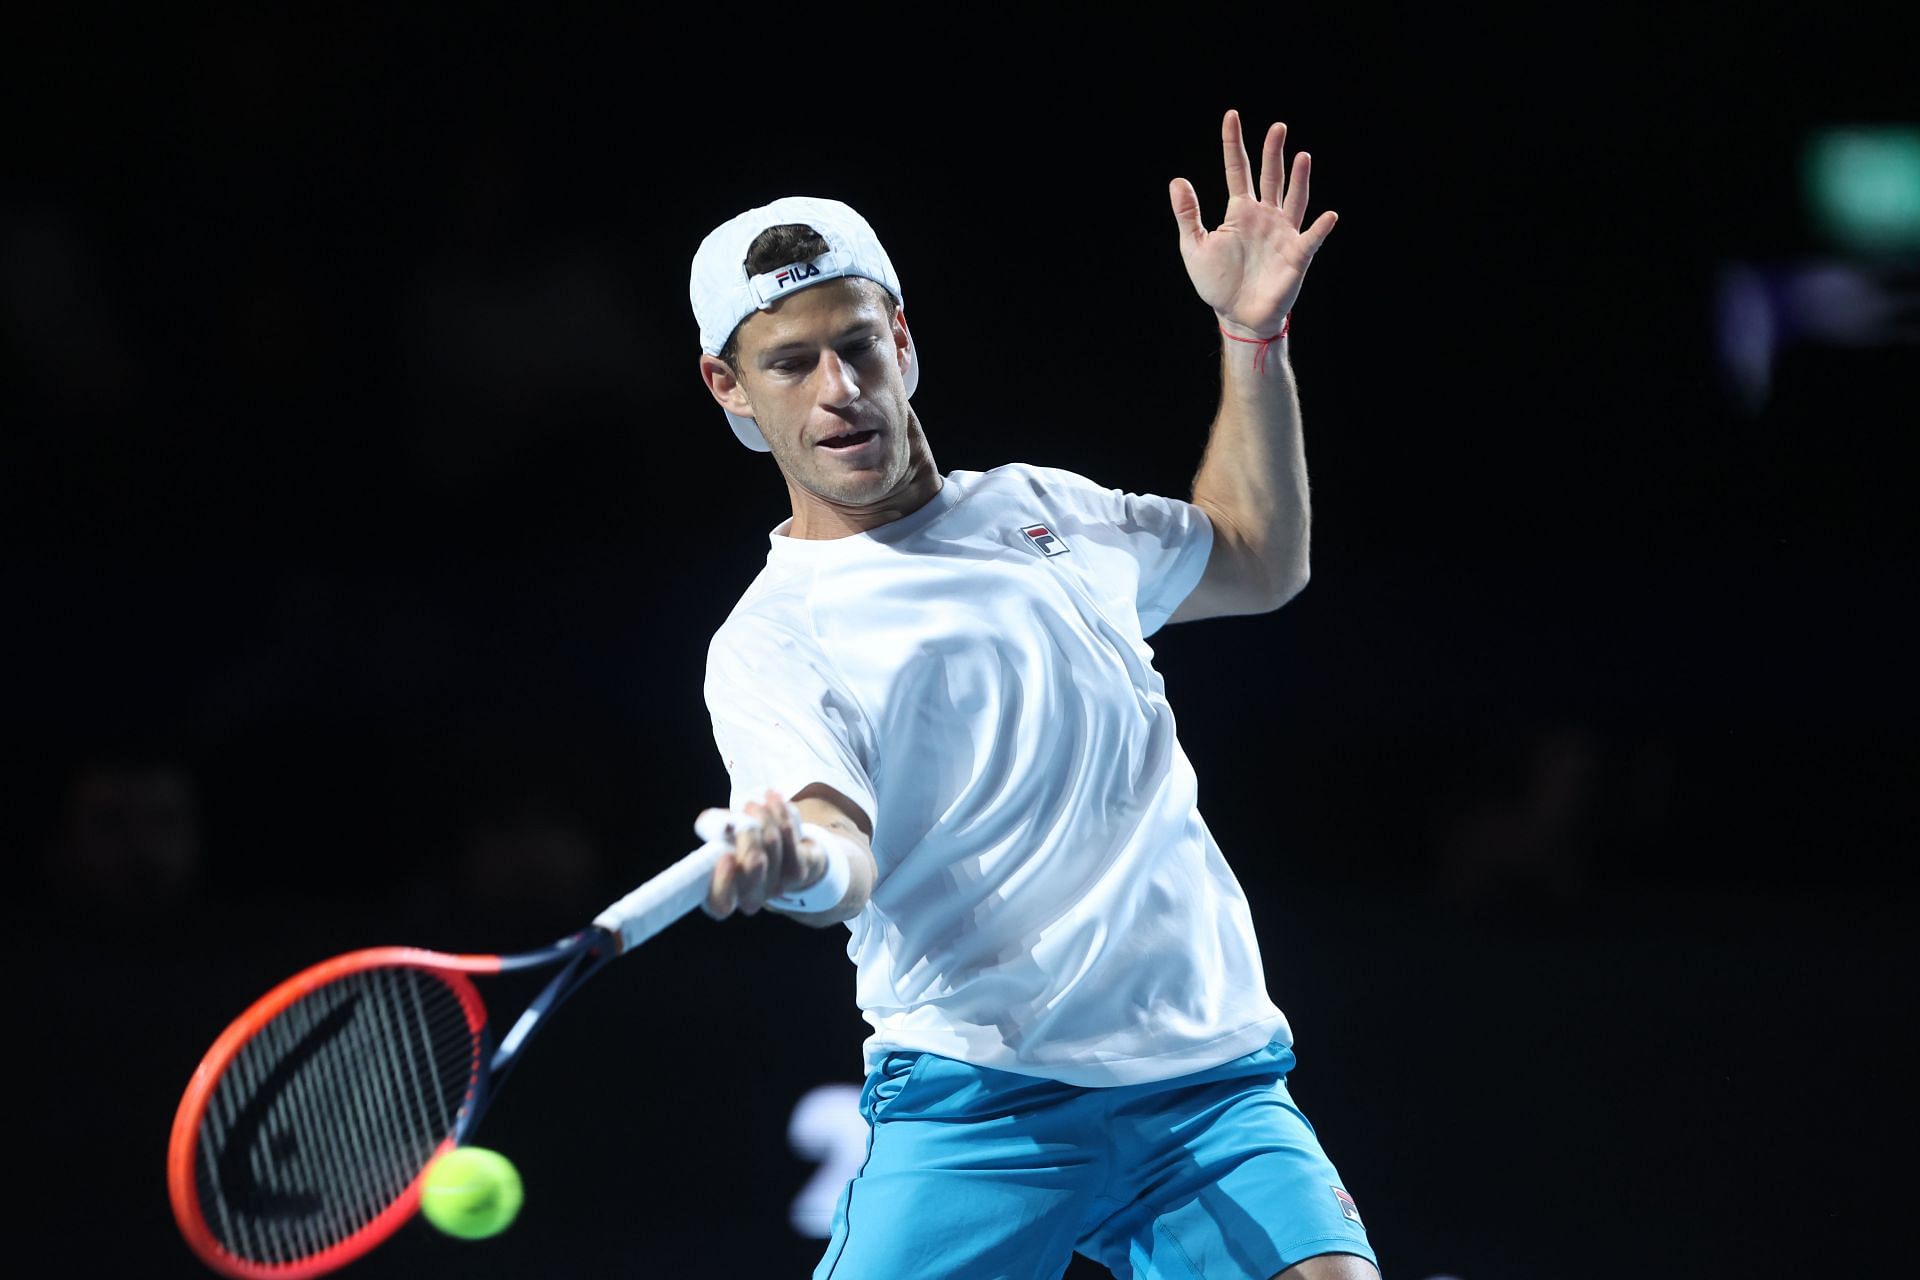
690, 195, 919, 451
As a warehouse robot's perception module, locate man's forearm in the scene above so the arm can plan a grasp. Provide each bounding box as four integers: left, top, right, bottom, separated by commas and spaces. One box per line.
1189, 325, 1311, 609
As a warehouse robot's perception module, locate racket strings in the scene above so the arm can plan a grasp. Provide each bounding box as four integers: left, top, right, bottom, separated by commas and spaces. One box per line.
192, 967, 481, 1266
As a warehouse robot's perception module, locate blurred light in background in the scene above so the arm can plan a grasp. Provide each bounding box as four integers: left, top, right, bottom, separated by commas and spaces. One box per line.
1804, 125, 1920, 255
786, 1084, 865, 1238
1715, 123, 1920, 413
1715, 259, 1920, 412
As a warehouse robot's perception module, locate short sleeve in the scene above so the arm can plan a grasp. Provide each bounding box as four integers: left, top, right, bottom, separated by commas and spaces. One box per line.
1027, 467, 1215, 638
1110, 488, 1215, 636
704, 613, 878, 825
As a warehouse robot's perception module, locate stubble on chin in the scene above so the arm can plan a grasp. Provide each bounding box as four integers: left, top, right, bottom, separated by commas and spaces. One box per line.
809, 450, 905, 509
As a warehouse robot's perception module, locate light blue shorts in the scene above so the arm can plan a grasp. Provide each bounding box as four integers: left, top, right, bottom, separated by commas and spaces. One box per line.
813, 1036, 1378, 1280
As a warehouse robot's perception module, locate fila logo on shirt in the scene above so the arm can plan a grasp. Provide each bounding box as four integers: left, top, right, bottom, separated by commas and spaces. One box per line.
1021, 524, 1070, 557
773, 262, 822, 289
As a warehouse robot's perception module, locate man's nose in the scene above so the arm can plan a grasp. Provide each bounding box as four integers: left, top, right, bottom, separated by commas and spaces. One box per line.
816, 350, 861, 406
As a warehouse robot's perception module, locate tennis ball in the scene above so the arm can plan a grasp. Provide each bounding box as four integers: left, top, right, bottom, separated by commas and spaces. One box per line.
419, 1146, 524, 1240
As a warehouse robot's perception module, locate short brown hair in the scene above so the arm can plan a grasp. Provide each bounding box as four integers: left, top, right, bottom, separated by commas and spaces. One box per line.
718, 223, 897, 370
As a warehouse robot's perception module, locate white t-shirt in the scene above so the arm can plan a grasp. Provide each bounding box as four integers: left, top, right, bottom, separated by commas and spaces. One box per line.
704, 463, 1289, 1087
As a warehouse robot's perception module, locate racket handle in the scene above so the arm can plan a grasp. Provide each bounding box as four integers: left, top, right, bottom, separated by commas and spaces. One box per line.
592, 809, 758, 951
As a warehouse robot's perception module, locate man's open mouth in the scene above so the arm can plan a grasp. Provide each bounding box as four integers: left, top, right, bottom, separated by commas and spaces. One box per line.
817, 429, 879, 451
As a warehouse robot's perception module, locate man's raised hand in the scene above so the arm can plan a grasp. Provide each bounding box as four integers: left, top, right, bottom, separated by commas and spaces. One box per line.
1169, 109, 1338, 339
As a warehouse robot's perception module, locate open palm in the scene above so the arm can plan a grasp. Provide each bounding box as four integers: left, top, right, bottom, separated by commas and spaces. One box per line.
1170, 110, 1338, 338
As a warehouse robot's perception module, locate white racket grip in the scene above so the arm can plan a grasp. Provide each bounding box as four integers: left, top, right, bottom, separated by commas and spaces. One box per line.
592, 809, 758, 951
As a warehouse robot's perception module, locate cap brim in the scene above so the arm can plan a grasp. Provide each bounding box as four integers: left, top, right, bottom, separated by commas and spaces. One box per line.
725, 407, 770, 451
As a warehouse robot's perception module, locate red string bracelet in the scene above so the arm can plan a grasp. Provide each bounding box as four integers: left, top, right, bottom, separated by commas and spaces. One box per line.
1219, 314, 1290, 372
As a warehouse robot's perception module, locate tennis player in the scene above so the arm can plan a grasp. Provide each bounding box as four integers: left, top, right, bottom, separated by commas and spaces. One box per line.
690, 109, 1375, 1280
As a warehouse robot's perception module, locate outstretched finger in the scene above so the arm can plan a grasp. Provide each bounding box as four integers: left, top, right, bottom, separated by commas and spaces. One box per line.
1259, 121, 1288, 205
1282, 150, 1312, 227
1299, 209, 1340, 258
1169, 177, 1206, 252
1221, 109, 1253, 200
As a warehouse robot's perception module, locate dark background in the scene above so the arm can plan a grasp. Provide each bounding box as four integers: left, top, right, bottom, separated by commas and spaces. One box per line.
6, 8, 1914, 1278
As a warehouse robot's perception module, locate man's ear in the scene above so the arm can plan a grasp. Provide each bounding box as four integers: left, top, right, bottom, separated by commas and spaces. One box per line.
892, 307, 913, 377
699, 353, 753, 417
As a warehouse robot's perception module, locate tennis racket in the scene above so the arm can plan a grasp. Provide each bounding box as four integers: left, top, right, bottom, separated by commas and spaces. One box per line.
167, 807, 755, 1279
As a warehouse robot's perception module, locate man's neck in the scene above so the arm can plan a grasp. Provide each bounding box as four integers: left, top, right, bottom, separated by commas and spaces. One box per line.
784, 416, 941, 540
785, 464, 942, 539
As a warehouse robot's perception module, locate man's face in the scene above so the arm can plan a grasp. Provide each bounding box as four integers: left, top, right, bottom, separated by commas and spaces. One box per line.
722, 279, 918, 512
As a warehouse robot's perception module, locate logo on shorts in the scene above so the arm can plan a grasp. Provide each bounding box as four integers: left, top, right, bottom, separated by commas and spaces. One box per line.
1331, 1186, 1362, 1226
1021, 524, 1070, 556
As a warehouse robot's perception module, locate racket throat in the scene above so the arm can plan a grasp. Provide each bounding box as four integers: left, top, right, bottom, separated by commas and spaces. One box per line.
471, 934, 616, 1129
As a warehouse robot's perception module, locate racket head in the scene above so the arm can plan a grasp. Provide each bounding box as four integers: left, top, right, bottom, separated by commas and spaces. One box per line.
168, 947, 499, 1279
